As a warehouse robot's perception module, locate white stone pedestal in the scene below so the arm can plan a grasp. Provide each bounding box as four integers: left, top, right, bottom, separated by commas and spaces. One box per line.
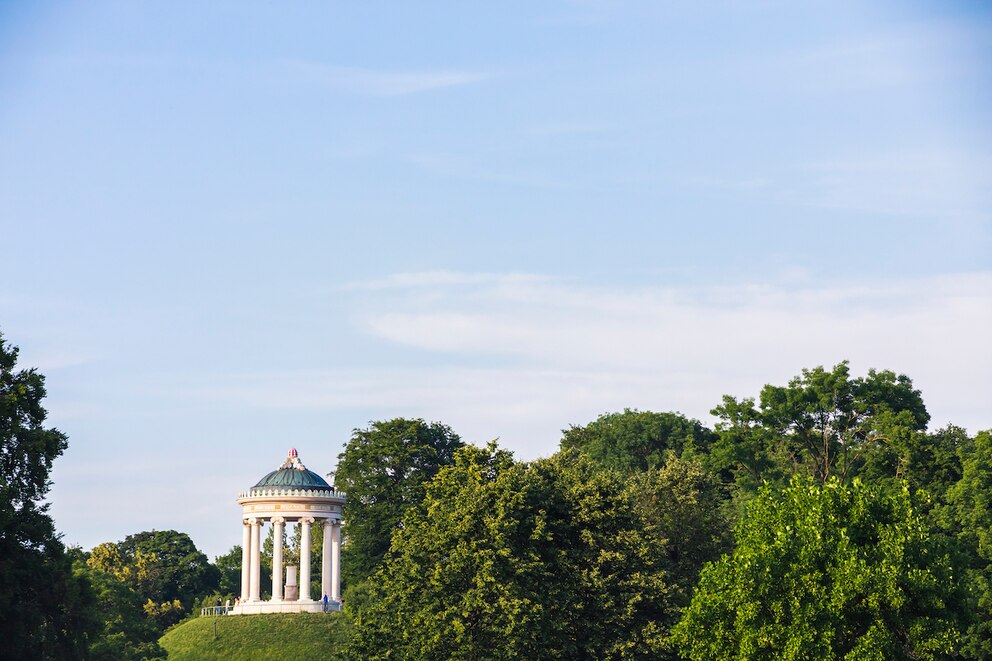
284, 565, 298, 601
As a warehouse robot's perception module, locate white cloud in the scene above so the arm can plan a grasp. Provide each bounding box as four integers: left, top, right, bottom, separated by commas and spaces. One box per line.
180, 272, 992, 461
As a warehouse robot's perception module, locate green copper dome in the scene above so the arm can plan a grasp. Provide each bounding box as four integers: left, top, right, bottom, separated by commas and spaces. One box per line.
252, 448, 331, 490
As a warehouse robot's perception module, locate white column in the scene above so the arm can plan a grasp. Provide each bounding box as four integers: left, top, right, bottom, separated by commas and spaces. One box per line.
249, 518, 261, 602
271, 517, 285, 602
300, 517, 313, 601
321, 520, 331, 601
331, 522, 341, 602
240, 520, 251, 602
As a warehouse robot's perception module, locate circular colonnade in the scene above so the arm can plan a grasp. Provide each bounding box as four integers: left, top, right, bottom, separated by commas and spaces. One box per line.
230, 448, 346, 614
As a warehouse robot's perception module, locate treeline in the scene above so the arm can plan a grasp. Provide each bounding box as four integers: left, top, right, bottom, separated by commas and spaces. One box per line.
2, 325, 990, 659
336, 364, 990, 659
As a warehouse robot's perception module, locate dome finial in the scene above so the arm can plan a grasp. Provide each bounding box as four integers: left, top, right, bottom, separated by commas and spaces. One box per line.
278, 448, 307, 471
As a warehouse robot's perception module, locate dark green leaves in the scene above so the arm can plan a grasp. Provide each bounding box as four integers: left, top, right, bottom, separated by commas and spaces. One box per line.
334, 418, 463, 587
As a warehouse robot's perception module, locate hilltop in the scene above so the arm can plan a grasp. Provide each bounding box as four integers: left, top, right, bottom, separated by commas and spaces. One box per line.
159, 613, 351, 660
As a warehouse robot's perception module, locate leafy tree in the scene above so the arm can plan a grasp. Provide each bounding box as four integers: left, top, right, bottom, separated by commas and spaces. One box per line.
627, 453, 731, 600
115, 530, 219, 622
560, 409, 716, 475
333, 418, 463, 586
895, 424, 969, 501
87, 541, 159, 595
141, 598, 185, 629
945, 429, 992, 658
350, 444, 674, 659
74, 557, 166, 661
0, 332, 92, 659
672, 476, 966, 660
711, 362, 929, 493
213, 545, 242, 597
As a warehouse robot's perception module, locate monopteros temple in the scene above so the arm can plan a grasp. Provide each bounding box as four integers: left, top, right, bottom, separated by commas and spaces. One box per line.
230, 448, 345, 614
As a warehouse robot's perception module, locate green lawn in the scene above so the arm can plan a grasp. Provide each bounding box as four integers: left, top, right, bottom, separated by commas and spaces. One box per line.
160, 612, 352, 660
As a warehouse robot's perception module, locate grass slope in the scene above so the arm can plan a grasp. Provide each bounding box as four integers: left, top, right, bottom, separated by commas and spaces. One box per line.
160, 613, 351, 660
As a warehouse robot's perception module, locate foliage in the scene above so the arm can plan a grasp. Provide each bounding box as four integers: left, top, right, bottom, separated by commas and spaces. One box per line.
902, 424, 970, 501
350, 444, 674, 660
945, 429, 992, 658
560, 408, 716, 475
143, 597, 186, 629
213, 545, 242, 597
159, 612, 351, 660
710, 362, 930, 494
0, 332, 93, 659
333, 417, 463, 585
672, 476, 966, 660
116, 529, 220, 611
76, 558, 166, 661
627, 453, 731, 600
87, 542, 160, 594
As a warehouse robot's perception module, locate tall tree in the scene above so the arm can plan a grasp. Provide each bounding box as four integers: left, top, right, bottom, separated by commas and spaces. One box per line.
711, 362, 930, 493
672, 476, 966, 660
350, 445, 674, 660
0, 332, 92, 659
333, 418, 463, 587
560, 409, 716, 475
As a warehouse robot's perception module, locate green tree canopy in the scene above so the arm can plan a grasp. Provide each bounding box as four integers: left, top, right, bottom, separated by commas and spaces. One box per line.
945, 429, 992, 658
0, 332, 92, 659
710, 362, 930, 494
333, 418, 463, 586
114, 530, 219, 620
627, 453, 731, 600
560, 409, 716, 475
672, 476, 966, 660
73, 553, 166, 661
350, 444, 675, 659
213, 545, 243, 597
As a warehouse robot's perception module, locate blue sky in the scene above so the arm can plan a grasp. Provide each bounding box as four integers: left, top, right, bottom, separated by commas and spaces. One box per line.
1, 1, 989, 558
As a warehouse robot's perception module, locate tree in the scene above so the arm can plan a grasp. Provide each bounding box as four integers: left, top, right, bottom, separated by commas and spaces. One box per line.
87, 541, 159, 595
213, 545, 242, 597
333, 418, 463, 586
627, 453, 731, 601
672, 476, 966, 660
0, 331, 92, 659
711, 362, 929, 493
560, 409, 716, 475
945, 429, 992, 658
349, 445, 674, 659
73, 555, 166, 661
114, 530, 219, 625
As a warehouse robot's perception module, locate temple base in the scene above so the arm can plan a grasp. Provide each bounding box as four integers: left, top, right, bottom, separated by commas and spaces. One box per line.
230, 600, 341, 614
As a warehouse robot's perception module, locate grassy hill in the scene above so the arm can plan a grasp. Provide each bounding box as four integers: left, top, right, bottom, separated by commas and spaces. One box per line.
160, 612, 351, 660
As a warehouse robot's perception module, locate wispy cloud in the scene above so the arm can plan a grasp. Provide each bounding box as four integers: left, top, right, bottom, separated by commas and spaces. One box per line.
174, 272, 992, 460
355, 272, 992, 372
